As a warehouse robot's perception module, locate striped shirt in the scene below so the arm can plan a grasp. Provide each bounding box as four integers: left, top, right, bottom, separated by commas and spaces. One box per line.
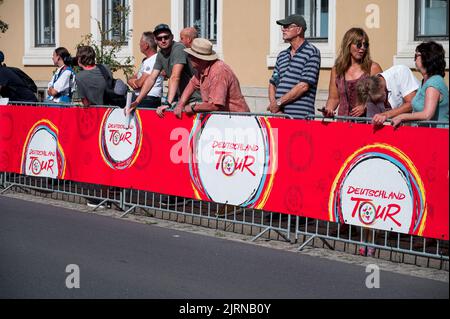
270, 40, 321, 118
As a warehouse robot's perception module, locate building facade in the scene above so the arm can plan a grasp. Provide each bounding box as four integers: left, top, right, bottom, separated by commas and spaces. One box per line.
0, 0, 448, 111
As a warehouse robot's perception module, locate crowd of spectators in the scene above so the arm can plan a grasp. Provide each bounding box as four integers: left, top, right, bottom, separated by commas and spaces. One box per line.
0, 15, 448, 125
1, 15, 448, 257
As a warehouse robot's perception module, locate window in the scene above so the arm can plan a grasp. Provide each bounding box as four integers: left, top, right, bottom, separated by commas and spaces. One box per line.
171, 0, 222, 57
184, 0, 217, 42
90, 0, 133, 60
395, 0, 448, 67
102, 0, 129, 45
268, 0, 335, 67
415, 0, 448, 40
286, 0, 328, 40
23, 0, 59, 65
35, 0, 55, 47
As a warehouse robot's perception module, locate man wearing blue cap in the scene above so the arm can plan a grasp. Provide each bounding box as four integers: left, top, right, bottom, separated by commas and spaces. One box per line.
129, 23, 201, 114
268, 14, 321, 118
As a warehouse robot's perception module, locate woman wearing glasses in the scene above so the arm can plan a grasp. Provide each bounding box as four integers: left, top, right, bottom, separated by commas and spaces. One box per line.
391, 41, 448, 127
322, 28, 382, 118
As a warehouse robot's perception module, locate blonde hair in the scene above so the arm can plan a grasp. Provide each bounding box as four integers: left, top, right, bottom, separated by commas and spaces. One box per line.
335, 28, 372, 77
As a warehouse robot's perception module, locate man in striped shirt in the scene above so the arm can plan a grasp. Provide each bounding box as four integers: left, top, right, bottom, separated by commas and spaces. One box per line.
268, 14, 321, 118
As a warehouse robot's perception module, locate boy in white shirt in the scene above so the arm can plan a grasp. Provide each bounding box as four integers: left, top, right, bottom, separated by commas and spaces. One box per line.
371, 65, 419, 125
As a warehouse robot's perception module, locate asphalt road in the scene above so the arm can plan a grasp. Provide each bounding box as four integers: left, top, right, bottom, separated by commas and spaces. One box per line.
0, 196, 448, 299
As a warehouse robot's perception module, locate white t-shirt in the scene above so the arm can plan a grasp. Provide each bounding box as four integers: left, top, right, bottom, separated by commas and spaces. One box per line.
380, 64, 420, 109
135, 54, 163, 98
47, 66, 76, 102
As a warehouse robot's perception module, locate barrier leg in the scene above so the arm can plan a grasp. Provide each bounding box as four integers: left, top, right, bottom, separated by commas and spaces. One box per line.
120, 205, 137, 218
120, 188, 126, 211
0, 183, 16, 195
297, 235, 334, 251
251, 226, 290, 243
89, 198, 109, 211
297, 235, 316, 251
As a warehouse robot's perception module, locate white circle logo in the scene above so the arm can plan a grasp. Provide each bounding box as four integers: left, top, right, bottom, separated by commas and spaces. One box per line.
340, 158, 413, 233
21, 121, 65, 179
100, 108, 142, 170
189, 114, 275, 207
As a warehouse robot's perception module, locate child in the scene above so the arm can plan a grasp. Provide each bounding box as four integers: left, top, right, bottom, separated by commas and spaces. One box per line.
356, 75, 388, 118
46, 47, 76, 103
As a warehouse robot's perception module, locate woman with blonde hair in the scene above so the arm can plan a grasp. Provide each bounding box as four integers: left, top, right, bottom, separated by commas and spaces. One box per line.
322, 27, 382, 118
323, 30, 382, 256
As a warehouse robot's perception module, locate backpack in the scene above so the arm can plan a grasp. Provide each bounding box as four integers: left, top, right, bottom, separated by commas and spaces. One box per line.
49, 66, 75, 102
96, 64, 128, 107
9, 67, 38, 93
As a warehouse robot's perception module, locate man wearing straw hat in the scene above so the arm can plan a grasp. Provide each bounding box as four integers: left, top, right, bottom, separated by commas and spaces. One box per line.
157, 38, 250, 118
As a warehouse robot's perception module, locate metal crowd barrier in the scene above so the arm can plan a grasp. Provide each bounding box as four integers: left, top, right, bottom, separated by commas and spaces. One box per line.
0, 172, 448, 268
0, 104, 448, 269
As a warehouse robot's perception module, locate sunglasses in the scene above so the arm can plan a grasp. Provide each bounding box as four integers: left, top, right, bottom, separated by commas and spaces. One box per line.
281, 24, 299, 30
355, 42, 369, 49
156, 35, 171, 41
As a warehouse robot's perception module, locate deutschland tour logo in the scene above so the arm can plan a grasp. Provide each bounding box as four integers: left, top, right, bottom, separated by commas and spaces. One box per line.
329, 143, 427, 236
21, 119, 66, 179
188, 114, 277, 209
99, 108, 143, 170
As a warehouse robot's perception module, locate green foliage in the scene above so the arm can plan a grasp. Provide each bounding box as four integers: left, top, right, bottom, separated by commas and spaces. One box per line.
0, 20, 7, 34
77, 4, 134, 79
0, 0, 8, 35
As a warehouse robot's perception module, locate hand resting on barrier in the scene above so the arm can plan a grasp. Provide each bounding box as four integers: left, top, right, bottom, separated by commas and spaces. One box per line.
372, 113, 389, 126
156, 104, 171, 118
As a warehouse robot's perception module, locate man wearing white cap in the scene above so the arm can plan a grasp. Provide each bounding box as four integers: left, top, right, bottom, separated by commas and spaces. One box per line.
157, 38, 250, 118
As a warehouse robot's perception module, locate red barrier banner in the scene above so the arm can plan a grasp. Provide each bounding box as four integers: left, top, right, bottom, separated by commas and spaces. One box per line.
0, 105, 448, 240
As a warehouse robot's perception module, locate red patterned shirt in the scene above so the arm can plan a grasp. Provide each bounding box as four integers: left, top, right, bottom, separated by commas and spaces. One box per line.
188, 60, 250, 112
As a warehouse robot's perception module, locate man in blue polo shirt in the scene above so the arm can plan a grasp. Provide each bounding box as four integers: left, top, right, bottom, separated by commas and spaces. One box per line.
268, 14, 321, 118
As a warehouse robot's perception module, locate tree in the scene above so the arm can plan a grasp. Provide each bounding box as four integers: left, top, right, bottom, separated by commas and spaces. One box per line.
77, 3, 133, 79
0, 20, 7, 34
0, 0, 8, 35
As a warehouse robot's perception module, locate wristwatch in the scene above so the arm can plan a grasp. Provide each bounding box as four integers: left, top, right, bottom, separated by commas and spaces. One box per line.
164, 100, 174, 109
276, 99, 282, 107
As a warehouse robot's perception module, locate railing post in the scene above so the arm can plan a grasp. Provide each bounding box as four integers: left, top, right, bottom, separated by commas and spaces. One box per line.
120, 188, 126, 211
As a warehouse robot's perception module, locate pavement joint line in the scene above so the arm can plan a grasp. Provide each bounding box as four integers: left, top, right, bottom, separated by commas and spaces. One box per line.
1, 192, 448, 284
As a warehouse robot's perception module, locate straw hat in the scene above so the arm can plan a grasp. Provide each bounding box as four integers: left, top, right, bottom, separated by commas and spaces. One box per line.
184, 38, 218, 61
